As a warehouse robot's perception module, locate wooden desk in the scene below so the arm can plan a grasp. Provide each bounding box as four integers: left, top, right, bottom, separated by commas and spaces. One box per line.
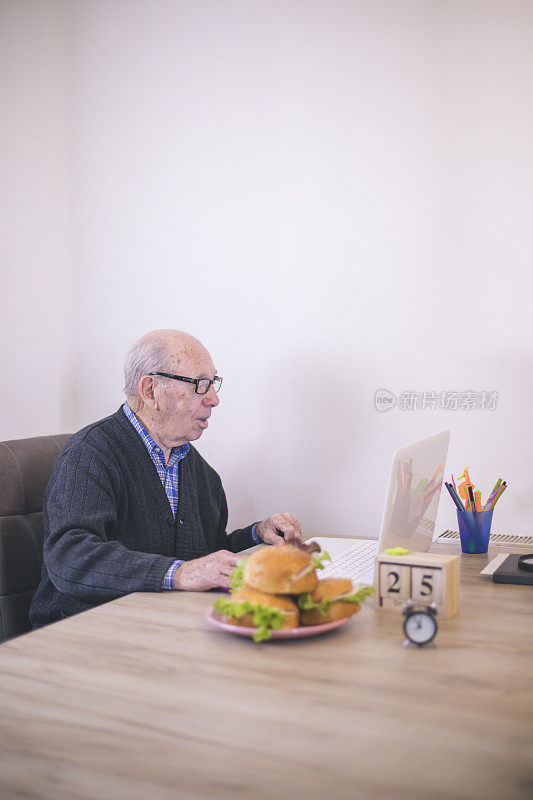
0, 542, 532, 800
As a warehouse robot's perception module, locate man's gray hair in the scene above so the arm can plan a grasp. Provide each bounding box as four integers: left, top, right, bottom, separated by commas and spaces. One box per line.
123, 336, 173, 398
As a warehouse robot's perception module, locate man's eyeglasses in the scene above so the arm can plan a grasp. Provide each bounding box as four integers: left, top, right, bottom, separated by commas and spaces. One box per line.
148, 372, 223, 395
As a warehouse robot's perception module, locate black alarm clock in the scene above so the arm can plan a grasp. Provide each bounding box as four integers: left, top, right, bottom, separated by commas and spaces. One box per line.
403, 601, 438, 647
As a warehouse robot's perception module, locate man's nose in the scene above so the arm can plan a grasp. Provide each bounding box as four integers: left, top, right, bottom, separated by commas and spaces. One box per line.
203, 385, 220, 407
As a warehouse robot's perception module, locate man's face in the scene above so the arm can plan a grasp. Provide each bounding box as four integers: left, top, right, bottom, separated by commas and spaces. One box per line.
152, 342, 220, 447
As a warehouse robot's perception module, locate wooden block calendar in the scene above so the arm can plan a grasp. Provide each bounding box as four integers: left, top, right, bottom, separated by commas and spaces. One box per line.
375, 552, 459, 618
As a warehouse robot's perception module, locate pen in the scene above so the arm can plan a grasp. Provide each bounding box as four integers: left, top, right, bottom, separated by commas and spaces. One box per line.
483, 478, 502, 510
445, 482, 464, 513
468, 486, 476, 516
488, 482, 507, 510
486, 479, 505, 510
474, 490, 482, 512
450, 484, 465, 512
490, 478, 502, 496
446, 482, 465, 512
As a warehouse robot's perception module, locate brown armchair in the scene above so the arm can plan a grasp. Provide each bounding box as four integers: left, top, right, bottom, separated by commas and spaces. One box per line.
0, 434, 70, 642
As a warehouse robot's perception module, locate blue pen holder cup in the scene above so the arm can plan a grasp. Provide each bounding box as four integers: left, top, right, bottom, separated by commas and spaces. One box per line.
457, 509, 494, 554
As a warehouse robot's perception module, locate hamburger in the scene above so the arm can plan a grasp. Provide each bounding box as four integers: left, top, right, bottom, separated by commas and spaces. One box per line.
298, 578, 374, 625
242, 543, 330, 595
214, 586, 299, 642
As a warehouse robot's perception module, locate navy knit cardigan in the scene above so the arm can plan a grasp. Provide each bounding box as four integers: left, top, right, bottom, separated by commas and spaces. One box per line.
30, 407, 256, 628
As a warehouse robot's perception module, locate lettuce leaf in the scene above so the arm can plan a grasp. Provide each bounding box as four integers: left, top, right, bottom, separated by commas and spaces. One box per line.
293, 550, 332, 581
338, 585, 375, 604
297, 584, 374, 616
297, 593, 320, 611
229, 558, 249, 593
213, 597, 287, 642
312, 551, 331, 570
214, 597, 254, 618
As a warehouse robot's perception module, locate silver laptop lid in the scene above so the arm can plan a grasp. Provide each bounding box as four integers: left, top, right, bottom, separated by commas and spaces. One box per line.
378, 430, 450, 553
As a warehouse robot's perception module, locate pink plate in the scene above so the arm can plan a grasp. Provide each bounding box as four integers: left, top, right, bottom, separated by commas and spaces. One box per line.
204, 606, 352, 640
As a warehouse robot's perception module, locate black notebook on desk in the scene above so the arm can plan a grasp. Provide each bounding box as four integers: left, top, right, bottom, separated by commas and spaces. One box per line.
493, 554, 533, 585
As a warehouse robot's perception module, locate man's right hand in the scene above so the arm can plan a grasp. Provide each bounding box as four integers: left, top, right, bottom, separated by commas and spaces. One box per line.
172, 550, 242, 591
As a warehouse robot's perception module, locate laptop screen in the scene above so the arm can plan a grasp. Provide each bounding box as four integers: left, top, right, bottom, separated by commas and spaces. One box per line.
378, 430, 450, 553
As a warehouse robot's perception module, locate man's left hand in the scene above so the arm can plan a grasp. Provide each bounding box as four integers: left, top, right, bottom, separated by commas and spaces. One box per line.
255, 513, 302, 545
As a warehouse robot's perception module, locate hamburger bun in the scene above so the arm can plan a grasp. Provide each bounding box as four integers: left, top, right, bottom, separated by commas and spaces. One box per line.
300, 578, 363, 625
225, 586, 299, 629
243, 544, 319, 595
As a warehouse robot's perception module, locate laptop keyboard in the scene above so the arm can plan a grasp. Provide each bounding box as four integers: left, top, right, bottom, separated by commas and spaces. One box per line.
312, 538, 378, 585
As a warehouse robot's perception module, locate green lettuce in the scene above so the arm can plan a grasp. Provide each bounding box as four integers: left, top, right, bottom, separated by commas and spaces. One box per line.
229, 558, 249, 593
213, 596, 287, 642
312, 551, 331, 570
297, 593, 320, 611
297, 585, 375, 616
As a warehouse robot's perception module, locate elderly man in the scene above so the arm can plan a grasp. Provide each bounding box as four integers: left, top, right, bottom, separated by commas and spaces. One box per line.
30, 330, 302, 628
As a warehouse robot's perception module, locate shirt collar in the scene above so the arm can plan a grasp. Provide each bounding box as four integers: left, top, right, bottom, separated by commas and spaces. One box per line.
122, 402, 190, 461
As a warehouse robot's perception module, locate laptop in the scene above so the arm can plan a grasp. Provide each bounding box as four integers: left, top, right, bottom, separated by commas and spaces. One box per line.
311, 430, 451, 585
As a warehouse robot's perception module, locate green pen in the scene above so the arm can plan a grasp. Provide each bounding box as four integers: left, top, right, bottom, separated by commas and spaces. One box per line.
489, 482, 507, 510
491, 478, 502, 495
483, 478, 502, 510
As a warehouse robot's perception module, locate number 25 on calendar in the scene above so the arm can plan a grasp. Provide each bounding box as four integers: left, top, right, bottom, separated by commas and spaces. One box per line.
375, 553, 459, 618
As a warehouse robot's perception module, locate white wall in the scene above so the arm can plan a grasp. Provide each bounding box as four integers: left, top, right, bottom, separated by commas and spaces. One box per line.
0, 0, 73, 439
2, 1, 532, 538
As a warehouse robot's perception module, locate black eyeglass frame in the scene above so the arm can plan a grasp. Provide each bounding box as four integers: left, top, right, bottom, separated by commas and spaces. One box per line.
148, 371, 223, 395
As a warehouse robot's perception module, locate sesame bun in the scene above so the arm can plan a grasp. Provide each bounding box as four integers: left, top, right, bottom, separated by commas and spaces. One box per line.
226, 587, 299, 629
300, 578, 362, 626
243, 545, 319, 595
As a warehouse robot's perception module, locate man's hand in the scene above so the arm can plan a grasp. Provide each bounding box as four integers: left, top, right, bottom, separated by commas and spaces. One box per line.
255, 513, 303, 546
173, 550, 242, 591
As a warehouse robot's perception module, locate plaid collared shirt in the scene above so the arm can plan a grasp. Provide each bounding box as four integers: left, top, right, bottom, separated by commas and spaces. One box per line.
122, 402, 189, 589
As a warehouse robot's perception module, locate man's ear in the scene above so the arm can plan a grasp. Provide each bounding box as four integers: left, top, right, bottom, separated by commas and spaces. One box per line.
138, 375, 158, 409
